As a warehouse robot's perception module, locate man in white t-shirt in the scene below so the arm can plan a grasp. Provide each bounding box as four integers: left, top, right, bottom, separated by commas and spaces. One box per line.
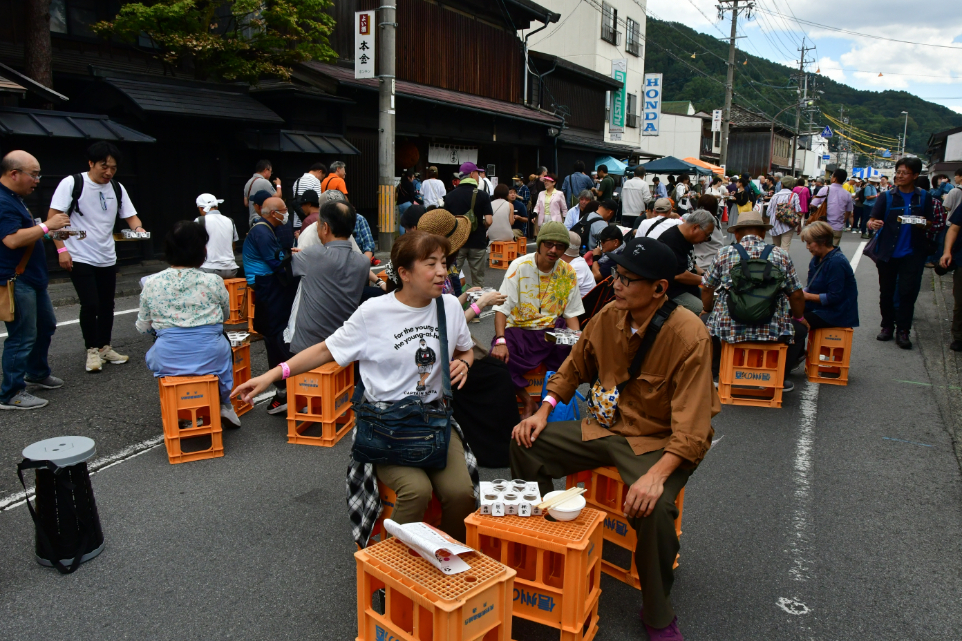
421, 166, 447, 209
194, 193, 238, 278
635, 198, 682, 240
560, 231, 595, 297
50, 141, 144, 373
291, 162, 326, 232
478, 166, 494, 196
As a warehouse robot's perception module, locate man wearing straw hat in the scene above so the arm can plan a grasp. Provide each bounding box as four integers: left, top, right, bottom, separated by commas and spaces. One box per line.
510, 236, 718, 641
700, 209, 807, 391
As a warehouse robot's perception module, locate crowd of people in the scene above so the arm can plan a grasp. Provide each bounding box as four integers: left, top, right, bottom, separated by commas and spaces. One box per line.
0, 140, 956, 640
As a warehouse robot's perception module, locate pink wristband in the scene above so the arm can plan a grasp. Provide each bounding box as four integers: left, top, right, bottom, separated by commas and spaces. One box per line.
57, 247, 68, 254
470, 303, 481, 316
280, 362, 291, 380
39, 223, 49, 234
495, 337, 506, 346
543, 396, 558, 409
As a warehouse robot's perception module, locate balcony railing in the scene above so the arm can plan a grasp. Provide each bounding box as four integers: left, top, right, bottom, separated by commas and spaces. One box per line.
626, 39, 640, 56
626, 113, 639, 128
601, 24, 621, 45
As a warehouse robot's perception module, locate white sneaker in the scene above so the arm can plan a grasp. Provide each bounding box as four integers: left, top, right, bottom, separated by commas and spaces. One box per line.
85, 347, 103, 372
221, 403, 242, 428
99, 345, 128, 364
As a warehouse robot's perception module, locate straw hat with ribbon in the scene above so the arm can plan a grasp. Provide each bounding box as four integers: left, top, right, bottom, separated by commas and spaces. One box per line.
415, 208, 471, 253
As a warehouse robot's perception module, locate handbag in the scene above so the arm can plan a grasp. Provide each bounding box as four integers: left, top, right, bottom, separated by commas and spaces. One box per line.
351, 297, 453, 469
586, 300, 677, 427
0, 241, 34, 323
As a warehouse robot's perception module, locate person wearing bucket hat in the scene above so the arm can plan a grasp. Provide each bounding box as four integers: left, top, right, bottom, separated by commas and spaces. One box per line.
444, 162, 493, 287
701, 208, 808, 392
491, 221, 584, 418
416, 208, 472, 297
510, 234, 718, 641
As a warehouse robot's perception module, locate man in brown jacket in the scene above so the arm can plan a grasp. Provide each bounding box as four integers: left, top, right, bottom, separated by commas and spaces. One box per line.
510, 236, 719, 641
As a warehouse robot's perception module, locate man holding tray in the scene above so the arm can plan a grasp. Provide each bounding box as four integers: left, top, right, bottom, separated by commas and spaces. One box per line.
509, 236, 719, 641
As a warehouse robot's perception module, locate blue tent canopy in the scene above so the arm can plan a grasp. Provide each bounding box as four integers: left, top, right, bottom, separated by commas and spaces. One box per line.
595, 155, 628, 174
640, 155, 712, 176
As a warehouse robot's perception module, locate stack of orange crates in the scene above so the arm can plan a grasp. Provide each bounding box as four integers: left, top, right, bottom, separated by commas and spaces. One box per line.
565, 467, 685, 589
223, 278, 248, 324
158, 375, 224, 464
464, 508, 604, 641
806, 327, 852, 386
517, 364, 548, 414
367, 484, 444, 547
355, 537, 516, 641
717, 341, 787, 407
245, 288, 257, 335
488, 241, 518, 269
230, 343, 253, 417
286, 361, 355, 446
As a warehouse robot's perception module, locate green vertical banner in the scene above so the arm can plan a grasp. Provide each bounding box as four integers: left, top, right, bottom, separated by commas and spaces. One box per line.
610, 58, 627, 141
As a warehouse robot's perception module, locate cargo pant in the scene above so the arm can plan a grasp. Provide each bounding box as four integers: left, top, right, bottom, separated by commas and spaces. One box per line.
509, 420, 692, 630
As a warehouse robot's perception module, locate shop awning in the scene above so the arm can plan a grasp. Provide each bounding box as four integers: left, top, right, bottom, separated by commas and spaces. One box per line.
103, 77, 283, 123
0, 62, 68, 103
238, 129, 360, 155
682, 157, 725, 175
642, 155, 712, 176
0, 107, 155, 142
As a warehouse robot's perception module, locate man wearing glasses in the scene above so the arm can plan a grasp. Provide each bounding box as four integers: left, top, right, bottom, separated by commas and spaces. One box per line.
510, 236, 718, 641
490, 221, 584, 418
49, 141, 146, 373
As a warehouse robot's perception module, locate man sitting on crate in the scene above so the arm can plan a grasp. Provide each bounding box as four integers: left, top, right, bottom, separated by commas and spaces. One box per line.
490, 221, 584, 419
700, 210, 808, 392
510, 236, 719, 641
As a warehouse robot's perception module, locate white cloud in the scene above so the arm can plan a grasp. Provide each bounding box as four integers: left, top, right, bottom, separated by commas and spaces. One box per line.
815, 56, 846, 83
952, 106, 962, 114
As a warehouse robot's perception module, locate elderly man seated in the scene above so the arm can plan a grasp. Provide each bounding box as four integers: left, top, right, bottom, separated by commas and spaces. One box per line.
656, 209, 716, 315
636, 198, 681, 239
700, 209, 808, 391
511, 236, 718, 641
491, 221, 584, 418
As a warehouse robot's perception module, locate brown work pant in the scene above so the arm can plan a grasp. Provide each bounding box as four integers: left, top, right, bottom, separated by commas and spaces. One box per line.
509, 420, 692, 629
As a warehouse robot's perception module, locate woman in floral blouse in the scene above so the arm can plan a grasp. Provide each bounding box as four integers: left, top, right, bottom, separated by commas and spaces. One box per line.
137, 221, 240, 427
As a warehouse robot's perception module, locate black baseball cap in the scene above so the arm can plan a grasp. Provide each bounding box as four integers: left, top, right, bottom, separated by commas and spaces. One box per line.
599, 199, 618, 213
298, 189, 319, 206
250, 189, 272, 206
606, 237, 676, 282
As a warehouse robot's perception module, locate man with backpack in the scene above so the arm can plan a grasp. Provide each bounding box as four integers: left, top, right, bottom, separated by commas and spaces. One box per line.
701, 210, 807, 392
446, 161, 493, 287
49, 141, 145, 373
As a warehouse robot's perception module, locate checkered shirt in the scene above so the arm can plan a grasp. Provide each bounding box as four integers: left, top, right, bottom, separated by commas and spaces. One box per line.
701, 234, 803, 343
346, 418, 480, 548
353, 214, 376, 254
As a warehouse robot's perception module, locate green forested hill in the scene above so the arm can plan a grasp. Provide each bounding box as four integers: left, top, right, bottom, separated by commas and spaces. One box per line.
644, 17, 962, 157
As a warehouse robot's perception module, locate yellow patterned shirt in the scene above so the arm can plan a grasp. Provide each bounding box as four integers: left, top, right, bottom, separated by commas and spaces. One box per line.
493, 253, 585, 329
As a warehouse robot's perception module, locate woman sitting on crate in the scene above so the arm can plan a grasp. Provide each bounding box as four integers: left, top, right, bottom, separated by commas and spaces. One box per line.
137, 221, 241, 427
799, 221, 859, 331
233, 231, 479, 545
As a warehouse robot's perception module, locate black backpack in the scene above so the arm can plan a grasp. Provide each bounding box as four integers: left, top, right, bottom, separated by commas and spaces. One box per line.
67, 173, 123, 217
570, 212, 599, 256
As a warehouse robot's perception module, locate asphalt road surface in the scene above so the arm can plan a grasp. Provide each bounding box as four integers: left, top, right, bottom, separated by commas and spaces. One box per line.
1, 233, 960, 640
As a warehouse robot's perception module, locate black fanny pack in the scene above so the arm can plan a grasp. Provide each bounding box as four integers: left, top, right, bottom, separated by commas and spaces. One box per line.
351, 297, 453, 469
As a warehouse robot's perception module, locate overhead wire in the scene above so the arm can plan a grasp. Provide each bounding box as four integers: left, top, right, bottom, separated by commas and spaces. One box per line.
821, 112, 900, 144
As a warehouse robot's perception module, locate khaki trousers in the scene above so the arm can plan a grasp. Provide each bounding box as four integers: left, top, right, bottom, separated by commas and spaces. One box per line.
376, 431, 476, 542
458, 247, 487, 287
509, 420, 692, 629
771, 231, 793, 250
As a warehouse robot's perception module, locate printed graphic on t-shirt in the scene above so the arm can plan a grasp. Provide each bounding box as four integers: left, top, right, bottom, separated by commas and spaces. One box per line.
392, 325, 440, 396
414, 339, 437, 392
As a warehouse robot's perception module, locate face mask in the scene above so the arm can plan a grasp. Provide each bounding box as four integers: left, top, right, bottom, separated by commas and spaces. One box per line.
275, 210, 289, 225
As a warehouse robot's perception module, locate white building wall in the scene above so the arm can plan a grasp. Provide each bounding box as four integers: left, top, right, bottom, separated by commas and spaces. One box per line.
524, 0, 648, 149
636, 114, 702, 159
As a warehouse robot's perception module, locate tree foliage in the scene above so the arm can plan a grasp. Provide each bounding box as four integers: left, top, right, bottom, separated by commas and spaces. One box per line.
92, 0, 337, 83
644, 17, 962, 157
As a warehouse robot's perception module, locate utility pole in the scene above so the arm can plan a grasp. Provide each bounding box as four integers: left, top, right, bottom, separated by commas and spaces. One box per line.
790, 38, 814, 177
717, 1, 753, 171
377, 1, 397, 253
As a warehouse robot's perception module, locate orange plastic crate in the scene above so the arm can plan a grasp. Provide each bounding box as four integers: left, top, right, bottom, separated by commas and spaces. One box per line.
158, 375, 224, 464
717, 341, 786, 408
806, 327, 852, 386
565, 467, 685, 589
355, 537, 516, 641
516, 237, 528, 257
488, 241, 518, 269
522, 365, 547, 399
286, 361, 355, 446
246, 287, 257, 335
464, 509, 604, 640
230, 343, 253, 417
223, 278, 248, 324
368, 484, 444, 546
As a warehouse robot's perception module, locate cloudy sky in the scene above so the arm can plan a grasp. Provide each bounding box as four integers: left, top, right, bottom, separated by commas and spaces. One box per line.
647, 0, 962, 115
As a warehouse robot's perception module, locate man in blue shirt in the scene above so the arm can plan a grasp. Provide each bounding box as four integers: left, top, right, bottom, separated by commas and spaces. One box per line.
561, 161, 594, 207
243, 195, 297, 414
859, 176, 879, 238
867, 157, 934, 349
0, 151, 71, 410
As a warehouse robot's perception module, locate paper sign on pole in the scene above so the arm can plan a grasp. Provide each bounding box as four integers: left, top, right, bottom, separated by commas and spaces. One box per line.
712, 109, 723, 133
354, 11, 375, 79
609, 59, 627, 141
643, 73, 663, 137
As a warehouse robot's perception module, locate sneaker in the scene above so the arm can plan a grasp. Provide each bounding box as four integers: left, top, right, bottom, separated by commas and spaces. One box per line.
221, 403, 242, 428
99, 345, 128, 364
267, 395, 288, 415
0, 391, 49, 410
851, 229, 859, 234
642, 614, 684, 641
370, 257, 381, 266
896, 329, 912, 349
861, 233, 871, 239
782, 380, 795, 392
85, 347, 103, 372
24, 375, 63, 389
951, 340, 962, 352
876, 327, 894, 342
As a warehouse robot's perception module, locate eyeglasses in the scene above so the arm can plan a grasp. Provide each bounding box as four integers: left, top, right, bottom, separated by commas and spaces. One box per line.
16, 170, 41, 181
894, 171, 915, 177
540, 241, 567, 251
613, 270, 646, 287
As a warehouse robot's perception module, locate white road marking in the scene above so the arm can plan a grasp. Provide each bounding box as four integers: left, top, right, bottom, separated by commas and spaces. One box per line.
0, 435, 163, 512
0, 307, 139, 339
849, 240, 868, 273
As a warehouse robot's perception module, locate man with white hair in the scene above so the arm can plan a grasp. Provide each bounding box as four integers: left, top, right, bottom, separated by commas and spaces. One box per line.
657, 209, 716, 314
560, 230, 595, 297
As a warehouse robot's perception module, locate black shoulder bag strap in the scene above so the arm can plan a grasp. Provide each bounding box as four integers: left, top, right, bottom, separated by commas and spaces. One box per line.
618, 299, 678, 393
645, 216, 671, 237
68, 173, 85, 216
110, 179, 123, 215
436, 296, 452, 407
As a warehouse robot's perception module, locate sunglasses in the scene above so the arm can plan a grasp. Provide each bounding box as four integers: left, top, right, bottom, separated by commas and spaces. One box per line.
540, 241, 567, 251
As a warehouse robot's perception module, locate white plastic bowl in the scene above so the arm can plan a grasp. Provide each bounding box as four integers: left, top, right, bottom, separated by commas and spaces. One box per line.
542, 490, 586, 521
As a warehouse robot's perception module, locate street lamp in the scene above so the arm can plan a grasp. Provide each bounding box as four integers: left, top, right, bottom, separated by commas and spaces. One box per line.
901, 111, 909, 157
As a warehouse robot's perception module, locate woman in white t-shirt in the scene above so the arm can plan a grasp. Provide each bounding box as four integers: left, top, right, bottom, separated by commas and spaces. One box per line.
234, 231, 479, 544
420, 166, 447, 209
